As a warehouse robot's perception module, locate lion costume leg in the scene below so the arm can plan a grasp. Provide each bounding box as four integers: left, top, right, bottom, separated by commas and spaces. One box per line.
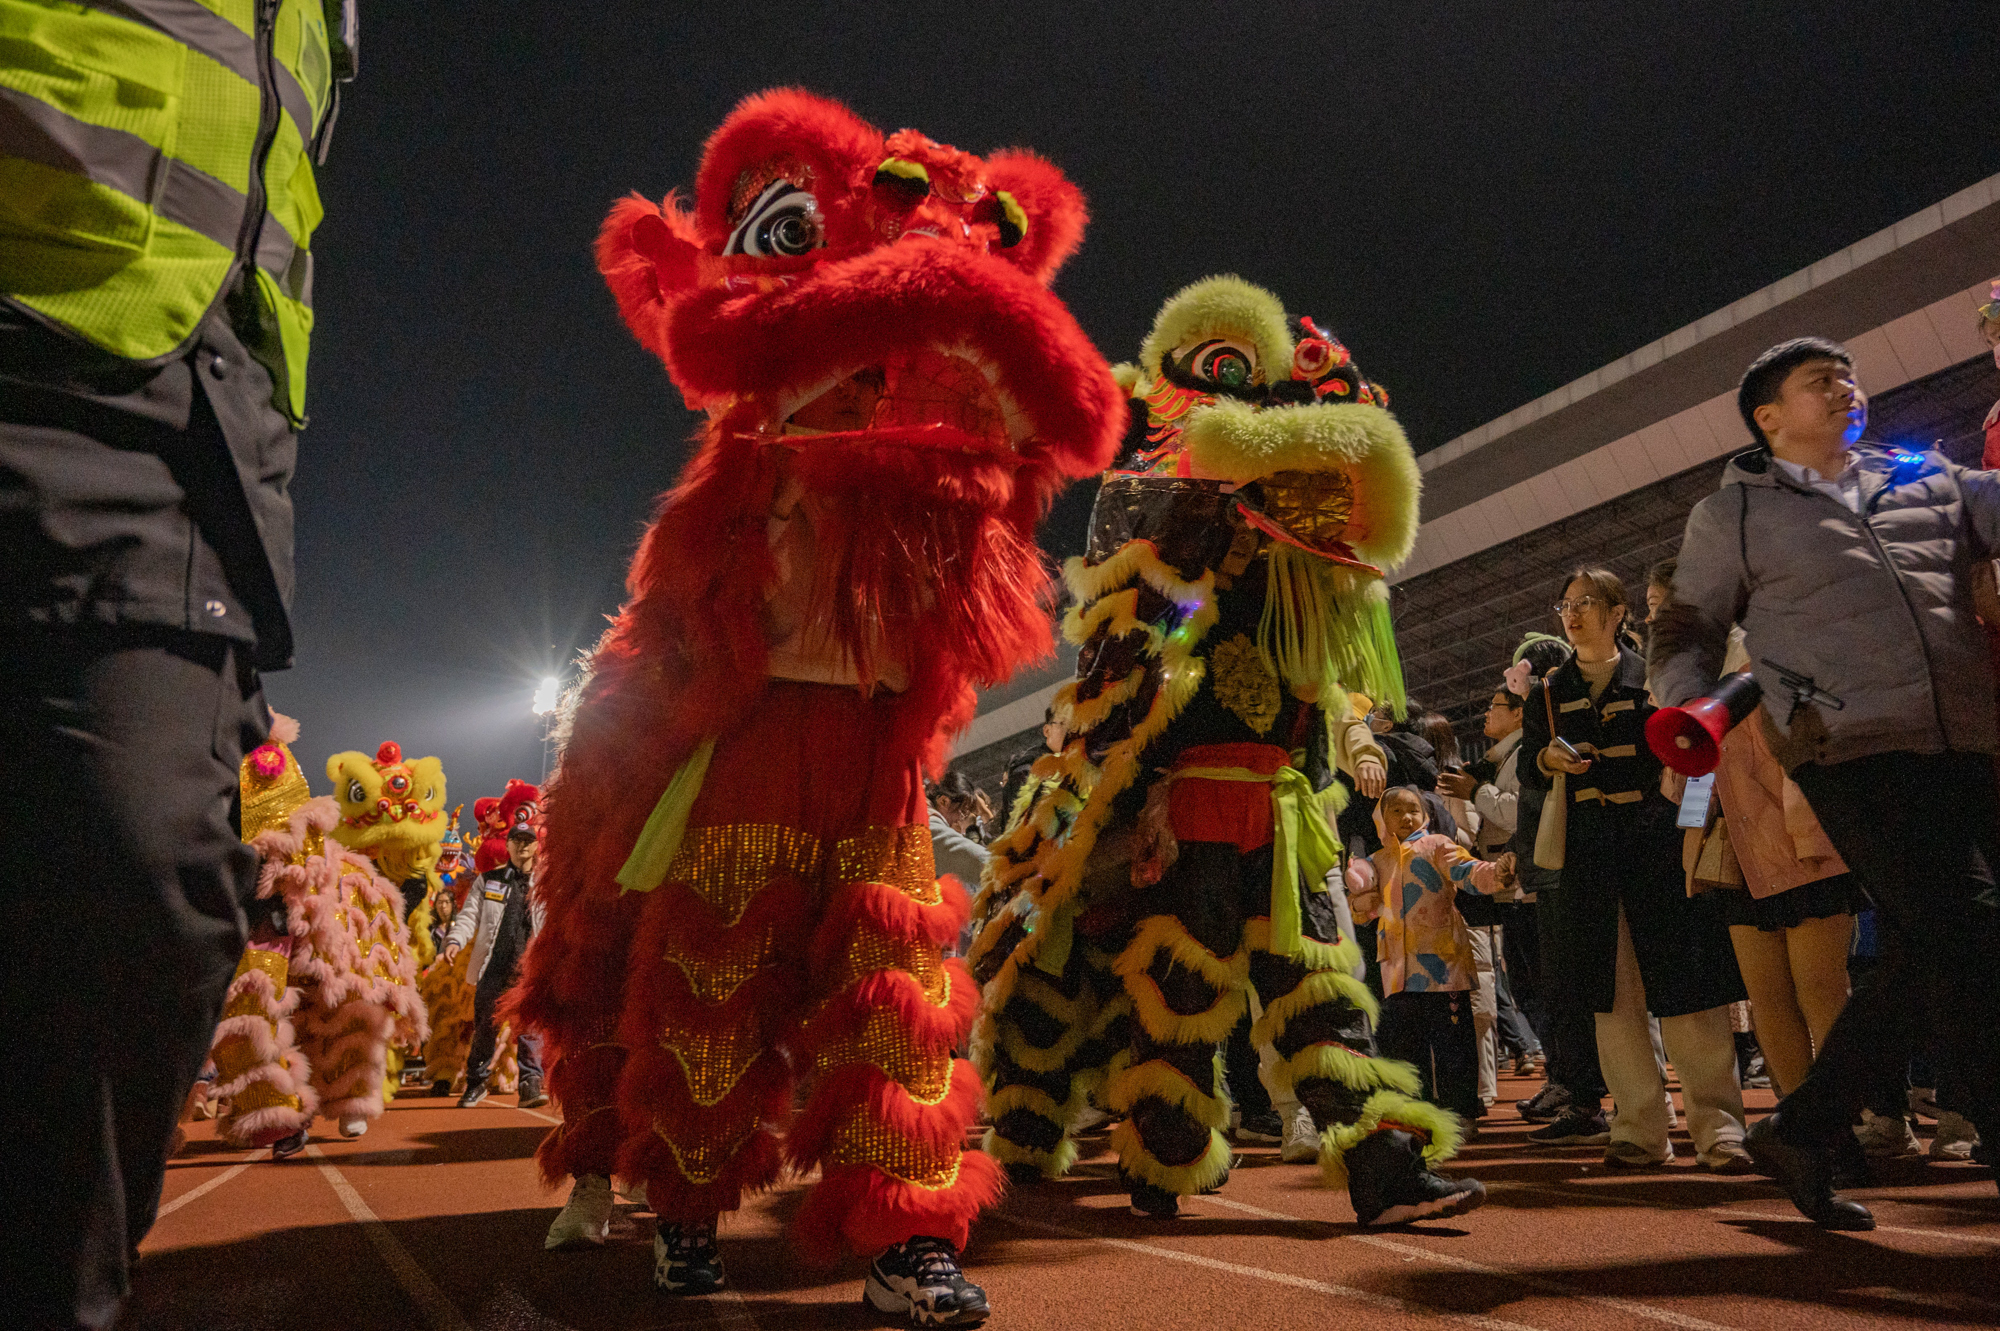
981, 939, 1128, 1181
210, 940, 317, 1148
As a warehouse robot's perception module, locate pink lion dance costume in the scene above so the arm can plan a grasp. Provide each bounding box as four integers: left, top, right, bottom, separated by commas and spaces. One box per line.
506, 90, 1121, 1320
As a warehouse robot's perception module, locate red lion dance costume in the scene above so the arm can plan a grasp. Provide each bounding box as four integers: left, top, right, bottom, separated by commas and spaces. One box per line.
508, 90, 1121, 1323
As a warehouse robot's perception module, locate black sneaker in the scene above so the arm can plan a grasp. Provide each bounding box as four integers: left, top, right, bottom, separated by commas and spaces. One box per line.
430, 1079, 453, 1098
863, 1236, 989, 1326
269, 1127, 308, 1160
653, 1220, 725, 1293
1345, 1128, 1487, 1227
1128, 1180, 1180, 1218
517, 1077, 550, 1109
1515, 1082, 1571, 1123
1526, 1105, 1610, 1146
457, 1080, 490, 1109
1235, 1110, 1283, 1143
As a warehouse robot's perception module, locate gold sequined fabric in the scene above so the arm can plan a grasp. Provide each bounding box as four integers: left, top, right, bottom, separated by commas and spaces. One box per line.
824, 1105, 963, 1189
832, 825, 941, 905
814, 1008, 955, 1102
654, 1109, 762, 1185
659, 1016, 772, 1107
818, 931, 949, 1006
1260, 468, 1356, 548
240, 743, 313, 850
666, 913, 791, 1004
667, 824, 823, 926
226, 946, 290, 1003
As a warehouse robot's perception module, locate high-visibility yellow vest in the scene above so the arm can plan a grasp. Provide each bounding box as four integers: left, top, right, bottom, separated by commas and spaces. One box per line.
0, 0, 349, 423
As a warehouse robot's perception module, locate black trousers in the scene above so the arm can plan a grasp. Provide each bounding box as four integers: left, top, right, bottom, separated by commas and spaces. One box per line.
465, 953, 543, 1087
1375, 990, 1481, 1119
0, 629, 266, 1329
1784, 751, 2000, 1144
1533, 890, 1609, 1104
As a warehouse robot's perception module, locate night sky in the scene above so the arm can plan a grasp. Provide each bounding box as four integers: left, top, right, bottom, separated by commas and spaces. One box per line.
270, 2, 2000, 807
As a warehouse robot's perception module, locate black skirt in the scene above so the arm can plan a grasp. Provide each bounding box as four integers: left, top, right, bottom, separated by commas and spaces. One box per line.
1715, 873, 1861, 932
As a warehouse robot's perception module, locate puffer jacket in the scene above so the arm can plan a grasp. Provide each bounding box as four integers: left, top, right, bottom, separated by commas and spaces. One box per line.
1653, 445, 2000, 768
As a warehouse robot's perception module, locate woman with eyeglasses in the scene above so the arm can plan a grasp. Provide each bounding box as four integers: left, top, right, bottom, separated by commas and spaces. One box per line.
1519, 568, 1751, 1172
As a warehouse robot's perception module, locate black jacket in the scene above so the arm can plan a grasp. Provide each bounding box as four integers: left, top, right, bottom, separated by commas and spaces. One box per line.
1518, 645, 1673, 832
0, 296, 296, 669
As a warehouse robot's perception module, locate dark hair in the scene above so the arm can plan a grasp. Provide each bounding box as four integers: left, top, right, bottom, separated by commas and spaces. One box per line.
1560, 567, 1630, 631
1647, 557, 1677, 592
1490, 688, 1523, 710
1380, 785, 1427, 813
928, 770, 979, 805
1414, 712, 1460, 768
1737, 336, 1851, 446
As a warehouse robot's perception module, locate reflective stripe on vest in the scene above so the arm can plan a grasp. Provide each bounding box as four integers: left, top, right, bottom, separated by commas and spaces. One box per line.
0, 0, 327, 419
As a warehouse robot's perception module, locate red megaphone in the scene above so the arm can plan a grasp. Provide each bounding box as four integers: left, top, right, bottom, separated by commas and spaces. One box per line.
1646, 672, 1763, 776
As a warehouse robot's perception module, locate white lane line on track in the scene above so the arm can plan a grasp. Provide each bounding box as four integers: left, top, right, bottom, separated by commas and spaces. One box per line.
155, 1148, 268, 1218
992, 1211, 1544, 1331
307, 1144, 474, 1331
1193, 1193, 1744, 1331
512, 1104, 563, 1127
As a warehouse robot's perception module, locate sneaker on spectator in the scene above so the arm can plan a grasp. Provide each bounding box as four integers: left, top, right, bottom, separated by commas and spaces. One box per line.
1516, 1083, 1571, 1123
1854, 1108, 1920, 1159
1604, 1139, 1672, 1168
1931, 1111, 1980, 1162
1512, 1049, 1545, 1076
1698, 1140, 1755, 1174
1526, 1106, 1610, 1146
1235, 1109, 1283, 1143
1281, 1106, 1320, 1163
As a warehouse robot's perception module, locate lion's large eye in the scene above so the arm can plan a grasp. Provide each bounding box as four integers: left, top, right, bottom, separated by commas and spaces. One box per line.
725, 179, 824, 258
1178, 339, 1259, 390
348, 779, 365, 803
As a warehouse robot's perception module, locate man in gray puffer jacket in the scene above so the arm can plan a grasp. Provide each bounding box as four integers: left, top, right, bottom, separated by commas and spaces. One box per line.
1653, 336, 2000, 1231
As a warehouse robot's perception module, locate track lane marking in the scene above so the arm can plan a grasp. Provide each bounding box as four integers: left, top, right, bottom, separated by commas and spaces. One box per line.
1706, 1206, 2000, 1246
992, 1210, 1544, 1331
307, 1143, 474, 1331
1192, 1193, 1744, 1331
154, 1148, 268, 1218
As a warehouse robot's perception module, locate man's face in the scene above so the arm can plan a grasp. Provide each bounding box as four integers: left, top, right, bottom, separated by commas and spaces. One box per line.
1757, 357, 1865, 452
507, 837, 537, 872
1483, 692, 1522, 741
1383, 791, 1429, 842
1042, 721, 1065, 754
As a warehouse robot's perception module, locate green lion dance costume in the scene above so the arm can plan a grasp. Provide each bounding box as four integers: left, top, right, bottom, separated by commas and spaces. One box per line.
969, 276, 1486, 1226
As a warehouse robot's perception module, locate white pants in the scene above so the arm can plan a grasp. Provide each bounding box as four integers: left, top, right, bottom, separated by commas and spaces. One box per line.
1594, 908, 1746, 1157
1469, 925, 1499, 1103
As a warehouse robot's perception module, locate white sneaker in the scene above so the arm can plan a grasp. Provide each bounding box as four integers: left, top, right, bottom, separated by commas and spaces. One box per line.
1931, 1111, 1980, 1162
339, 1116, 369, 1139
1663, 1092, 1679, 1131
546, 1173, 615, 1250
616, 1177, 650, 1209
1281, 1107, 1320, 1163
1855, 1108, 1921, 1159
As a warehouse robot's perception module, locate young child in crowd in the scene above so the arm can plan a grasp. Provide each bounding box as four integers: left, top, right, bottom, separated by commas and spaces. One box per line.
1348, 786, 1517, 1126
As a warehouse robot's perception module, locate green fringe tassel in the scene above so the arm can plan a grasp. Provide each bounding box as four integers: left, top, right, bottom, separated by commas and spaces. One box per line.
1257, 545, 1407, 717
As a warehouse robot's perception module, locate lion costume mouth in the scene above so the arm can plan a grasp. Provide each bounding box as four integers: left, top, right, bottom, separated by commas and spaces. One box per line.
780, 345, 1026, 450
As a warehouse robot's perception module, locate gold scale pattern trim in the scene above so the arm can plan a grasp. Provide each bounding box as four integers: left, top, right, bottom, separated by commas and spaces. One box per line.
666, 824, 824, 926
654, 1108, 764, 1186
824, 1105, 963, 1190
814, 1007, 955, 1103
820, 931, 949, 1007
666, 914, 792, 1005
659, 1018, 772, 1108
834, 825, 942, 906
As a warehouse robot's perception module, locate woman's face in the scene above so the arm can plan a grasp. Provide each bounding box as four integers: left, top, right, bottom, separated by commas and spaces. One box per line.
1558, 577, 1623, 653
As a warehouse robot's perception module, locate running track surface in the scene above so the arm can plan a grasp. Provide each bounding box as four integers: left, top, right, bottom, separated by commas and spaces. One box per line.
133, 1074, 1999, 1331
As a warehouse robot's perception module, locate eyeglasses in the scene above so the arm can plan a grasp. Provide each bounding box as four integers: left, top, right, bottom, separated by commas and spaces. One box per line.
1553, 596, 1605, 615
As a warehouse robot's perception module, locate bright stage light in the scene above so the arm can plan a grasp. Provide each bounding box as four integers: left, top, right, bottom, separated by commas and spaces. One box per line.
531, 676, 560, 716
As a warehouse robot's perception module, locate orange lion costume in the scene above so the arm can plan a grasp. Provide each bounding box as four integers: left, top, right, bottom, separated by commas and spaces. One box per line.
507, 90, 1121, 1318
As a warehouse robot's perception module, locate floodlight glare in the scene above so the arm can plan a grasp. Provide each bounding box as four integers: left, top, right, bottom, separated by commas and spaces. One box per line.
532, 676, 560, 716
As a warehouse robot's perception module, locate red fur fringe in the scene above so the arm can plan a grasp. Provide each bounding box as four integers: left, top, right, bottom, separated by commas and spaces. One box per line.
783, 1058, 984, 1170
809, 878, 970, 973
792, 1152, 1005, 1262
